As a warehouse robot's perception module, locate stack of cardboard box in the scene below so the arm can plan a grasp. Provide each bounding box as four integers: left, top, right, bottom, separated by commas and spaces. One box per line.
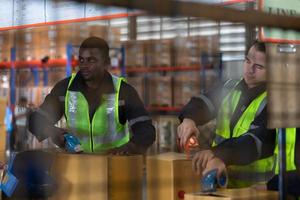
0, 31, 13, 62
126, 76, 145, 102
173, 75, 200, 107
146, 39, 173, 67
173, 36, 219, 67
123, 40, 146, 67
148, 76, 172, 107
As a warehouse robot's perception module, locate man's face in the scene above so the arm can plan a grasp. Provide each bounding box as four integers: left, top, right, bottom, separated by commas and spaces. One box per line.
243, 46, 267, 88
78, 48, 108, 82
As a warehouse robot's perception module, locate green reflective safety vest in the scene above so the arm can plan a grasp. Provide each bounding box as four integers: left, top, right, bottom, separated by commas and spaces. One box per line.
65, 73, 130, 153
214, 81, 275, 188
274, 128, 297, 174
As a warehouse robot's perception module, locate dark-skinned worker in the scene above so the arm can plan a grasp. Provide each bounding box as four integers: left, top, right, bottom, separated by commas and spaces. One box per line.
177, 40, 276, 188
28, 37, 155, 155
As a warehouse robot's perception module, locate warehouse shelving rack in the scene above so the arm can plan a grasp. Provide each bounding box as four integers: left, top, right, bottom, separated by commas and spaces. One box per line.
124, 52, 223, 115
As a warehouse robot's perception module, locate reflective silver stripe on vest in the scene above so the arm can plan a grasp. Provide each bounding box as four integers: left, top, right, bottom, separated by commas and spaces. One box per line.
255, 96, 267, 117
106, 93, 118, 142
128, 116, 151, 127
68, 91, 78, 129
77, 131, 127, 144
214, 134, 227, 145
228, 170, 274, 182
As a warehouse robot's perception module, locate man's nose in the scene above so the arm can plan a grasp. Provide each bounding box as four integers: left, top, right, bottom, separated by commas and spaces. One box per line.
248, 64, 256, 73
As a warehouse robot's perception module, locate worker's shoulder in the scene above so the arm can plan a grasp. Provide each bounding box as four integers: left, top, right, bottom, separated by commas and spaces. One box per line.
120, 79, 139, 95
51, 76, 72, 94
222, 78, 240, 90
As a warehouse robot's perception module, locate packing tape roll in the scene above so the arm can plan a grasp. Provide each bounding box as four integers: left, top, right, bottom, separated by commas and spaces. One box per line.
217, 170, 228, 188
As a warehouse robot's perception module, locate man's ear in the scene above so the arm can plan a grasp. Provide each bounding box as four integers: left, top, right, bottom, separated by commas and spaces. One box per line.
105, 57, 111, 65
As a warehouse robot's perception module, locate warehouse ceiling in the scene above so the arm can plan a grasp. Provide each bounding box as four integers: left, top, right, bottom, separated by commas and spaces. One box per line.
69, 0, 300, 31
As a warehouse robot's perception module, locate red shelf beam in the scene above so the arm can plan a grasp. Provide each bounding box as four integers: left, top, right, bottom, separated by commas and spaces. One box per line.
0, 59, 78, 69
126, 66, 202, 73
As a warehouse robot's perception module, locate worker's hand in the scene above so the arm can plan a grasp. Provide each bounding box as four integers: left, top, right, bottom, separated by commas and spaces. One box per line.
49, 127, 67, 148
0, 161, 5, 169
192, 149, 215, 175
177, 118, 200, 150
202, 157, 226, 179
109, 142, 147, 155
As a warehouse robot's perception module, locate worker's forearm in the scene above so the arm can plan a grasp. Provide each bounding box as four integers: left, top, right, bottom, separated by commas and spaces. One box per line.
179, 96, 215, 125
28, 111, 59, 141
211, 135, 259, 166
130, 121, 156, 148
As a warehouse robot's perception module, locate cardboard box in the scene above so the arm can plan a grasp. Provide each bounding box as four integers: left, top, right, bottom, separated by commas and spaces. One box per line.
184, 187, 278, 200
50, 153, 143, 200
174, 75, 200, 107
124, 41, 146, 67
0, 125, 6, 155
147, 152, 200, 200
173, 36, 219, 67
146, 39, 173, 67
127, 76, 145, 102
148, 76, 172, 107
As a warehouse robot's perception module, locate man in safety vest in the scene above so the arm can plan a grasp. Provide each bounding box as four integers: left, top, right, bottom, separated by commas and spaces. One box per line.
29, 37, 155, 154
177, 40, 276, 188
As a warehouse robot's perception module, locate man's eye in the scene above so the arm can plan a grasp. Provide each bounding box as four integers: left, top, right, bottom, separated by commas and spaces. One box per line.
255, 65, 264, 70
79, 58, 84, 63
88, 58, 97, 63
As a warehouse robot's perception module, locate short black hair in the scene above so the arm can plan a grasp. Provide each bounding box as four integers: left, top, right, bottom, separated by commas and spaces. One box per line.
251, 40, 266, 54
79, 37, 110, 64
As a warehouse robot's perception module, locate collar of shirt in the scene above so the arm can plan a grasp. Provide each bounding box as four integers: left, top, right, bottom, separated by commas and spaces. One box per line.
67, 70, 115, 95
236, 79, 266, 102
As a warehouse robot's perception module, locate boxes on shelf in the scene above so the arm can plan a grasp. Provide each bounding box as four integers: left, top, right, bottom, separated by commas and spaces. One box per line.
173, 75, 200, 107
50, 153, 143, 200
48, 68, 67, 86
0, 49, 10, 62
123, 40, 146, 67
126, 76, 145, 102
16, 47, 41, 61
0, 31, 13, 62
0, 31, 13, 49
15, 69, 43, 87
146, 39, 173, 67
148, 76, 172, 107
173, 36, 201, 67
156, 115, 179, 153
147, 152, 200, 200
15, 29, 40, 45
89, 25, 109, 39
16, 86, 51, 107
173, 36, 219, 67
184, 187, 278, 200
